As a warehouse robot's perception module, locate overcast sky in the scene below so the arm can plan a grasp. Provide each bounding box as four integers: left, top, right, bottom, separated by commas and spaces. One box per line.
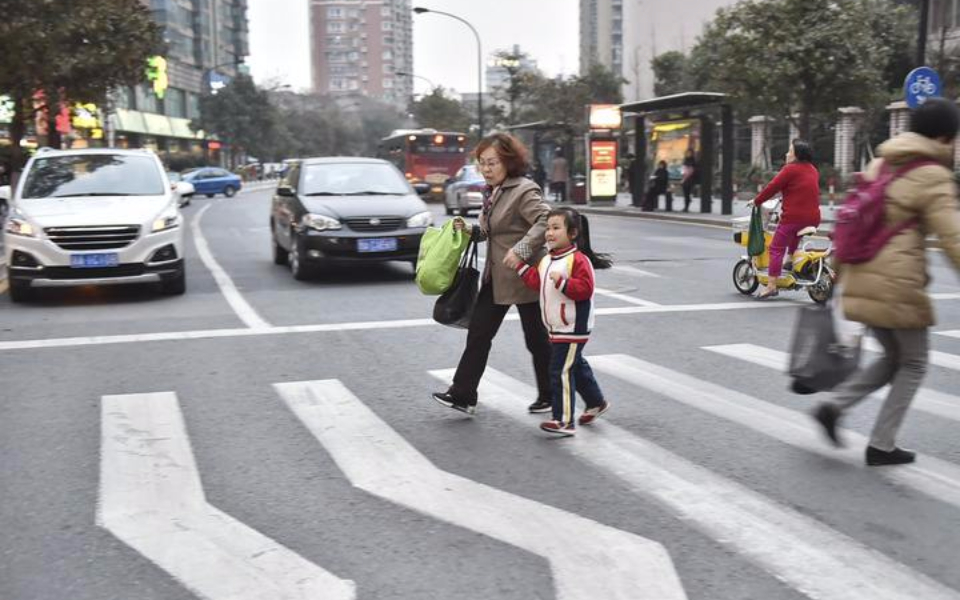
246, 0, 580, 95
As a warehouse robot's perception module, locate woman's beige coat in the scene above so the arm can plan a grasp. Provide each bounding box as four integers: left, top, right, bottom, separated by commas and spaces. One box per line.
841, 133, 960, 329
477, 176, 550, 305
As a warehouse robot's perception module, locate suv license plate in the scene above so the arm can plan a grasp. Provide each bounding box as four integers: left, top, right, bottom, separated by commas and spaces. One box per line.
357, 237, 398, 253
70, 253, 119, 268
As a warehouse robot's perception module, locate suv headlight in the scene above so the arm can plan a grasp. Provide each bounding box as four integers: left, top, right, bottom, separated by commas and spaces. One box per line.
4, 210, 36, 237
302, 213, 342, 231
406, 211, 434, 228
152, 208, 181, 232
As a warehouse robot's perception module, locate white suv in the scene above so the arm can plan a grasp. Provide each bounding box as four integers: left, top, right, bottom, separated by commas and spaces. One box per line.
1, 148, 188, 303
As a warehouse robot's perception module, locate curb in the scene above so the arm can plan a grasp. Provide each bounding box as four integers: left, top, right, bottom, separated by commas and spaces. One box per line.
575, 206, 733, 228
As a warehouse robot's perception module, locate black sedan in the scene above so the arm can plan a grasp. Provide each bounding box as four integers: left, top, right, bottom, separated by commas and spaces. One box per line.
270, 157, 434, 280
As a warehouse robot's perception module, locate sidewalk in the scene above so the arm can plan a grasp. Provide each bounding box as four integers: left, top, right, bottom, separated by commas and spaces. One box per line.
573, 193, 839, 231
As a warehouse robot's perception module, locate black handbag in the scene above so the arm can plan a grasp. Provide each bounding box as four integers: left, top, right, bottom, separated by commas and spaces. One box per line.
788, 304, 861, 393
433, 237, 479, 329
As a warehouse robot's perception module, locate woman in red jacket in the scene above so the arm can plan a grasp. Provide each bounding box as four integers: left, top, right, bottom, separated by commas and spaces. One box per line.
753, 139, 822, 299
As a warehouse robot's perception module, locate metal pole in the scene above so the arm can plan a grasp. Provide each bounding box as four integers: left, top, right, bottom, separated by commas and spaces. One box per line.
413, 9, 483, 139
721, 103, 735, 215
918, 0, 930, 66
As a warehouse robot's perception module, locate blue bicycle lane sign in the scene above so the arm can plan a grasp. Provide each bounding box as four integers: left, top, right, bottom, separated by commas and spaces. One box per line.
904, 67, 942, 109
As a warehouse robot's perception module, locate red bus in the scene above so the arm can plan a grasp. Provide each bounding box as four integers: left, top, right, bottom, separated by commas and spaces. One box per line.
379, 129, 468, 197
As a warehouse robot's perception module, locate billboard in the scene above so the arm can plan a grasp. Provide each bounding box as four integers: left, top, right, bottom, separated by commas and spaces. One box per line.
650, 119, 700, 179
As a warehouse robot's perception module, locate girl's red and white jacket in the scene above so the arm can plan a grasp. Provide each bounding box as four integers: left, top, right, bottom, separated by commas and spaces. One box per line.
516, 245, 595, 343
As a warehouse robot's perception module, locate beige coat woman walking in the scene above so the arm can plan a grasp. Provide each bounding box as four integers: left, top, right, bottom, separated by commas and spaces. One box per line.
813, 99, 960, 466
432, 133, 553, 415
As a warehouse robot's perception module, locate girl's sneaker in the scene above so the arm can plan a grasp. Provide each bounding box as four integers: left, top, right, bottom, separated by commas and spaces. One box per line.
540, 420, 576, 437
578, 401, 611, 426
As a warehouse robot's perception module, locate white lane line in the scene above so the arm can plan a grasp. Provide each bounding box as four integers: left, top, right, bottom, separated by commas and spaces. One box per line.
191, 204, 272, 330
430, 368, 960, 600
863, 337, 960, 372
931, 293, 960, 300
594, 287, 661, 306
0, 301, 800, 352
590, 354, 960, 511
703, 343, 960, 423
478, 256, 661, 306
99, 392, 355, 600
276, 379, 687, 600
936, 330, 960, 338
611, 264, 661, 278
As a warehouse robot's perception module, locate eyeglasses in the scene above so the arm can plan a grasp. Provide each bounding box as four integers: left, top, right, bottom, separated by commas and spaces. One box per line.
477, 159, 502, 169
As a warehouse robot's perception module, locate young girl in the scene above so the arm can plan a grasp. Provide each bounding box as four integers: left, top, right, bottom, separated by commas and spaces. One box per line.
516, 208, 613, 436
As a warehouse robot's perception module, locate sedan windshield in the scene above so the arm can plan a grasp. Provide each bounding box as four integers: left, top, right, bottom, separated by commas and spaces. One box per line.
301, 163, 412, 196
21, 154, 165, 199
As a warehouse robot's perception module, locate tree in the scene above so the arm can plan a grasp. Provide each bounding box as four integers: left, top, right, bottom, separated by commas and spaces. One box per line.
688, 0, 913, 140
489, 49, 539, 124
411, 88, 471, 132
516, 64, 625, 133
0, 0, 163, 176
194, 74, 278, 165
651, 51, 693, 97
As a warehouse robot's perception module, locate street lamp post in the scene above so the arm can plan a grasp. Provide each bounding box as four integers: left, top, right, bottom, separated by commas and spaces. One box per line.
918, 0, 931, 67
395, 71, 436, 95
412, 7, 483, 139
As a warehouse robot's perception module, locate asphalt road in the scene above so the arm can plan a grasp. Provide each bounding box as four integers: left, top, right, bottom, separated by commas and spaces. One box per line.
2, 185, 960, 600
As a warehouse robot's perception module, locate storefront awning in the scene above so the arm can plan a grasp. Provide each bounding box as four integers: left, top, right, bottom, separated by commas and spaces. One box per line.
114, 109, 204, 140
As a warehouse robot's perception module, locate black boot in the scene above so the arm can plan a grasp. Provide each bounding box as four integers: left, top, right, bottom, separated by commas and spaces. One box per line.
812, 403, 843, 447
865, 446, 916, 466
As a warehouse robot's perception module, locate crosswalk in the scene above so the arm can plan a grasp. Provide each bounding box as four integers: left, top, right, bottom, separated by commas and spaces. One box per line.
92, 335, 960, 600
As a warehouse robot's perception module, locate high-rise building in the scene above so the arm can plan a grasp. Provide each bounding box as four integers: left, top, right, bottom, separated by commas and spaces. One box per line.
581, 0, 736, 101
110, 0, 250, 161
309, 0, 414, 109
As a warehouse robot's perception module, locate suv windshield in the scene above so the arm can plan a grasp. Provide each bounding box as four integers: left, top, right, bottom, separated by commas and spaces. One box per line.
301, 163, 412, 196
21, 154, 165, 199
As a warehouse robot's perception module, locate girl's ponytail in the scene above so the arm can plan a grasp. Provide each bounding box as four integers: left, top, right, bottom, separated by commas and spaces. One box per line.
578, 215, 612, 269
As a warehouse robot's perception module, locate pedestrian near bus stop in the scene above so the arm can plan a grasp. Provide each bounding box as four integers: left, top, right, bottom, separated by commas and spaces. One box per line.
813, 98, 960, 466
432, 133, 553, 416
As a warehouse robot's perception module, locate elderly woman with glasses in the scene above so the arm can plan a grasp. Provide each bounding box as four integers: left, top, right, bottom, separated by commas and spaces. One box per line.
432, 133, 553, 416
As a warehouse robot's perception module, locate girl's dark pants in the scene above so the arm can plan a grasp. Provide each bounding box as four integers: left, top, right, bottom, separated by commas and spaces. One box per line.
550, 341, 604, 425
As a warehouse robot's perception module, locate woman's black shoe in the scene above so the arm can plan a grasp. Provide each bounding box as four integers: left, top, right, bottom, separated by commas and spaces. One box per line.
813, 403, 843, 447
527, 399, 552, 413
866, 446, 916, 466
432, 391, 477, 416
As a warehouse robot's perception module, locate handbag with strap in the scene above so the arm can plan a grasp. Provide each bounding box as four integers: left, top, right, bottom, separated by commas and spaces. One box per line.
788, 301, 861, 394
747, 205, 766, 257
433, 236, 480, 329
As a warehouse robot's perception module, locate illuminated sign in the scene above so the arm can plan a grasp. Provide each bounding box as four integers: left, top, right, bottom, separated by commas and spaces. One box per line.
208, 140, 222, 150
589, 104, 622, 130
0, 95, 13, 124
145, 55, 169, 99
590, 140, 618, 169
71, 103, 101, 129
590, 169, 617, 197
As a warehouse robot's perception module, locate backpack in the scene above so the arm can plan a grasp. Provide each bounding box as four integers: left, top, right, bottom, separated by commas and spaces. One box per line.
832, 159, 938, 264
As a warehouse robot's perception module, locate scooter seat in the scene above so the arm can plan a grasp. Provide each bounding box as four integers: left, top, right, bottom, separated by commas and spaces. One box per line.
796, 226, 818, 237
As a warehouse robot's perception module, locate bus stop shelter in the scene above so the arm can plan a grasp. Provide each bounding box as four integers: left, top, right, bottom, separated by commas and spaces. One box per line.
620, 92, 735, 215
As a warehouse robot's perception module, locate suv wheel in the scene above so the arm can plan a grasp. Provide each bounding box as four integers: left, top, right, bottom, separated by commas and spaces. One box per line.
224, 185, 237, 198
160, 270, 187, 295
8, 279, 33, 303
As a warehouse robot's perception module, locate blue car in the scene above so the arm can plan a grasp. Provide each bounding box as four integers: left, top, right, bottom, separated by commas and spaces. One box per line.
182, 167, 243, 198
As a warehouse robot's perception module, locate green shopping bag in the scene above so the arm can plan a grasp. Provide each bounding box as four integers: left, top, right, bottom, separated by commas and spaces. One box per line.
747, 206, 766, 257
415, 219, 470, 295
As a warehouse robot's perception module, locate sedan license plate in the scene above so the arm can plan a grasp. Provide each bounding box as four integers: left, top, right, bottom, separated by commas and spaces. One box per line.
70, 253, 119, 268
357, 237, 398, 253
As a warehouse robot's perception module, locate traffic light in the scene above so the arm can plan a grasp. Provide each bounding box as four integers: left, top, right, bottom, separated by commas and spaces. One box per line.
145, 55, 169, 99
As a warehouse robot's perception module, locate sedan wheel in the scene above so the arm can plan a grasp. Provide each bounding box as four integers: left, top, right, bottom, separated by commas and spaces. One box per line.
289, 234, 313, 281
224, 185, 237, 198
272, 234, 288, 266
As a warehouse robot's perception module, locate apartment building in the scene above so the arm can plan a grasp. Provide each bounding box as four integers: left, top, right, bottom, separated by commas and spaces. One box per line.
309, 0, 414, 108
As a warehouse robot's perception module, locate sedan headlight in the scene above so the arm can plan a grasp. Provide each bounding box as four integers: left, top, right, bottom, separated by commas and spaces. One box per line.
4, 211, 36, 237
302, 213, 342, 231
152, 209, 181, 232
406, 211, 434, 228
